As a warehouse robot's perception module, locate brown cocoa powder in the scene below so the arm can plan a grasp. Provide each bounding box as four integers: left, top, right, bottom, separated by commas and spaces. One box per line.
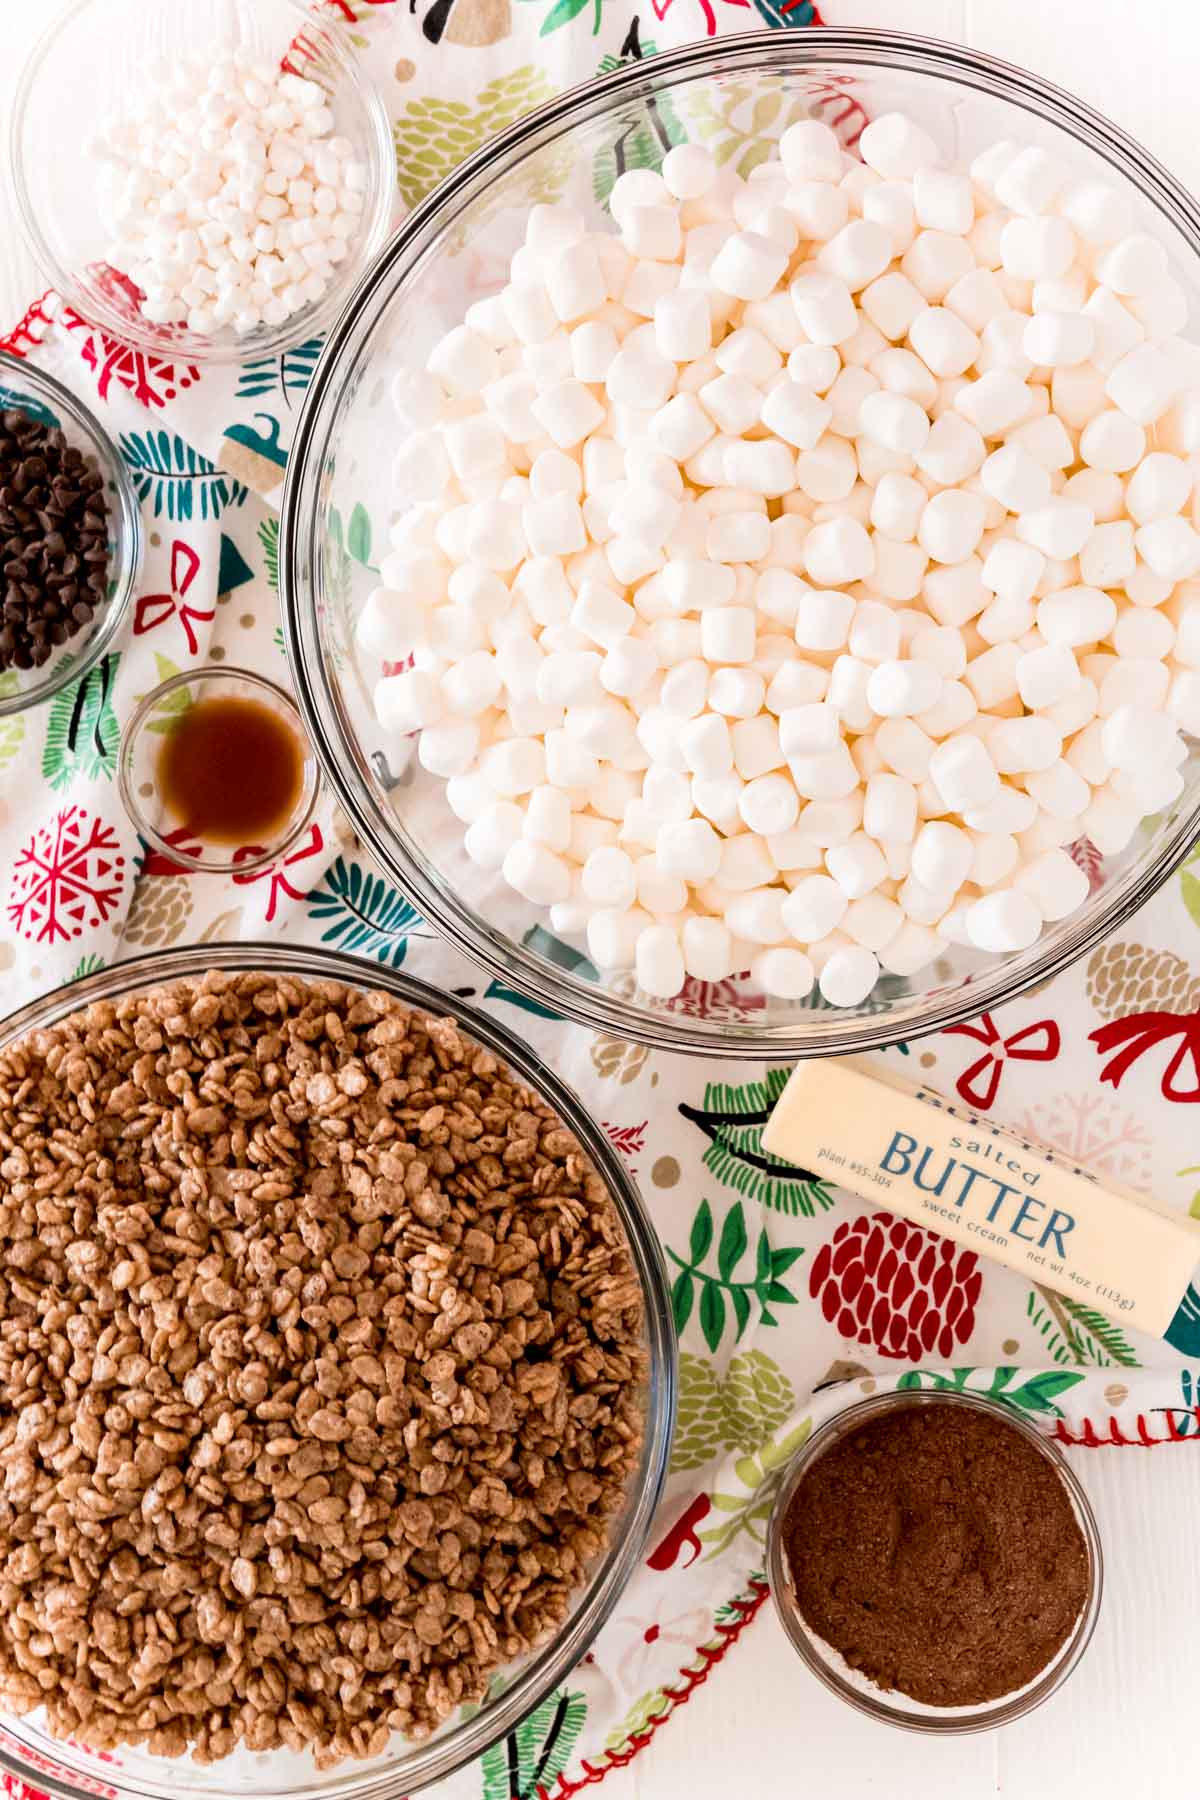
783, 1402, 1089, 1707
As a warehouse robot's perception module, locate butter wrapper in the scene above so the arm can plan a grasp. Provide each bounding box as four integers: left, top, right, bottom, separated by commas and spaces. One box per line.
764, 1056, 1200, 1342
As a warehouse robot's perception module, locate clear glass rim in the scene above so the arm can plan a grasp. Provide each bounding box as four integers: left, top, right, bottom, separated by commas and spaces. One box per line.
117, 664, 324, 874
280, 25, 1200, 1058
765, 1387, 1104, 1734
9, 0, 396, 367
0, 347, 143, 717
0, 942, 677, 1800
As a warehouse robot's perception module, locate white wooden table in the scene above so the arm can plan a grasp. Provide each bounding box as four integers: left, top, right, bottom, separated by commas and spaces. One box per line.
1, 2, 1198, 1795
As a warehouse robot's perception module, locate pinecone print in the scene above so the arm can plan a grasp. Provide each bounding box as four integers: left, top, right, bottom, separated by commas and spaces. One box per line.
590, 1032, 651, 1085
721, 1350, 793, 1447
122, 876, 193, 948
671, 1350, 796, 1472
809, 1212, 982, 1360
1086, 940, 1200, 1021
672, 1353, 727, 1471
394, 67, 559, 209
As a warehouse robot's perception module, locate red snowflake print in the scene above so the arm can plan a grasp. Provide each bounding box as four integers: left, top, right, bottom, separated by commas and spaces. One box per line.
809, 1212, 982, 1360
134, 540, 210, 656
0, 291, 57, 359
8, 806, 126, 946
233, 822, 326, 923
943, 1010, 1061, 1108
58, 302, 200, 410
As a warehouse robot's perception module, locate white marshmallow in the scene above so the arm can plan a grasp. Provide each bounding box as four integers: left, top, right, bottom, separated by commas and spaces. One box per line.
966, 890, 1043, 951
818, 945, 880, 1006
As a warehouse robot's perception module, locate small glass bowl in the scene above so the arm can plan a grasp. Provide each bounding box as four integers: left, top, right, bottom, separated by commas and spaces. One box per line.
11, 0, 395, 365
118, 664, 322, 873
766, 1388, 1103, 1732
0, 350, 142, 717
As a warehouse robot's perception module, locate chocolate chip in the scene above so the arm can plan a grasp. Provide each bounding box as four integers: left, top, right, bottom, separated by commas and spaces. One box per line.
0, 409, 112, 674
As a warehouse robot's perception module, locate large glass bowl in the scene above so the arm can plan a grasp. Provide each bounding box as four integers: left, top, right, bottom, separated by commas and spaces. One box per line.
281, 28, 1200, 1057
0, 945, 676, 1800
11, 0, 395, 365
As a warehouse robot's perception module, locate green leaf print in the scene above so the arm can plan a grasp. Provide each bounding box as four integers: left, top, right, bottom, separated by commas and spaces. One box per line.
236, 337, 324, 409
518, 0, 596, 36
605, 1686, 669, 1753
346, 501, 374, 569
120, 429, 248, 522
672, 1349, 796, 1472
136, 653, 192, 736
679, 1069, 837, 1216
41, 653, 121, 790
258, 517, 280, 593
0, 674, 26, 772
688, 81, 815, 180
1026, 1287, 1139, 1369
69, 952, 106, 980
667, 1199, 804, 1352
700, 1419, 812, 1561
717, 1204, 748, 1281
671, 1268, 695, 1337
306, 856, 421, 969
479, 1688, 586, 1800
1181, 842, 1200, 930
690, 1197, 714, 1264
699, 1281, 725, 1355
896, 1365, 1085, 1417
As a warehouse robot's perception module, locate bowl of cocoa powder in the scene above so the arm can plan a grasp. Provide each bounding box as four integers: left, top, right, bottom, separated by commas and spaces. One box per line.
0, 945, 674, 1799
767, 1389, 1102, 1731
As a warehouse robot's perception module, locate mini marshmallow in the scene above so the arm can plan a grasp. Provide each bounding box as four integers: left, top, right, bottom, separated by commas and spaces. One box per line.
818, 945, 880, 1006
752, 947, 816, 998
657, 817, 723, 882
859, 390, 931, 454
1101, 703, 1180, 769
928, 733, 999, 810
918, 490, 987, 563
789, 273, 858, 346
710, 231, 789, 303
781, 874, 848, 941
866, 659, 942, 719
966, 890, 1043, 952
859, 113, 937, 180
1105, 342, 1181, 425
684, 915, 736, 982
1035, 585, 1117, 648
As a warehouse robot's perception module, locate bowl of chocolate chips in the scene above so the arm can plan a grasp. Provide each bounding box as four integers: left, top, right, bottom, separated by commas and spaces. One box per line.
0, 351, 142, 716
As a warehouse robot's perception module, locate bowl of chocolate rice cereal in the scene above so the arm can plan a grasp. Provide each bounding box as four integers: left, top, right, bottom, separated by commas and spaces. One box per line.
0, 944, 675, 1800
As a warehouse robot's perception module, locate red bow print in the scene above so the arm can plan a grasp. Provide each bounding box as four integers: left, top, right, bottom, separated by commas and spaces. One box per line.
232, 822, 325, 923
134, 541, 211, 657
945, 1011, 1061, 1109
1090, 1012, 1200, 1104
646, 1494, 711, 1572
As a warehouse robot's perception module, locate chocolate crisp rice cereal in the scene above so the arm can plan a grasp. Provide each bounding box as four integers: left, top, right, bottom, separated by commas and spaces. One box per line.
0, 973, 646, 1766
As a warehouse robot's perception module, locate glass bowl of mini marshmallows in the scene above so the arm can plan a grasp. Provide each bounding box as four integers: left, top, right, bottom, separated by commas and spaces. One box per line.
11, 0, 395, 363
281, 28, 1200, 1056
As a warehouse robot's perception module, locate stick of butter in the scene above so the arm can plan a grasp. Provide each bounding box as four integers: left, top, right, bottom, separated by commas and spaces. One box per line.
763, 1056, 1200, 1342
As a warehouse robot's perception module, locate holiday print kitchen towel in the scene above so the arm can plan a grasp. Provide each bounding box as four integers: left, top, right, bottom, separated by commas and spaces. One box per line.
3, 1, 1200, 1793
